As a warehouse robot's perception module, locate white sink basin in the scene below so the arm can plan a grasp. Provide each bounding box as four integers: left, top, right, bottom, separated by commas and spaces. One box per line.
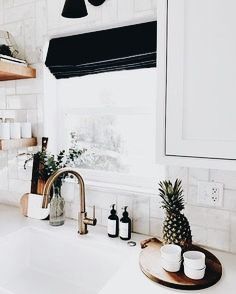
0, 227, 125, 294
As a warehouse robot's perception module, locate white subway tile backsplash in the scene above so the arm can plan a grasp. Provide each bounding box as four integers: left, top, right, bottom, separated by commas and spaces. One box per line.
0, 87, 6, 109
14, 0, 33, 6
86, 189, 117, 210
101, 0, 117, 24
191, 225, 207, 246
101, 208, 110, 226
3, 0, 14, 9
132, 196, 149, 235
188, 168, 209, 186
0, 166, 8, 190
8, 179, 31, 194
35, 0, 47, 47
185, 206, 208, 227
4, 81, 16, 95
187, 185, 198, 205
24, 18, 37, 64
16, 76, 41, 95
0, 109, 27, 122
230, 213, 236, 253
0, 1, 3, 25
210, 169, 236, 190
135, 0, 152, 12
6, 95, 37, 110
3, 2, 35, 23
206, 208, 230, 231
223, 190, 236, 212
117, 0, 134, 21
149, 217, 162, 238
149, 196, 164, 219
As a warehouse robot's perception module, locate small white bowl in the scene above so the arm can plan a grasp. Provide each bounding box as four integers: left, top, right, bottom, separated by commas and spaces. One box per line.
160, 244, 182, 262
184, 263, 206, 280
161, 257, 182, 272
183, 251, 206, 270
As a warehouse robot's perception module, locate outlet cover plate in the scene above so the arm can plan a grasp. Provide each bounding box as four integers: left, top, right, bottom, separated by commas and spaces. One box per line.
197, 181, 224, 207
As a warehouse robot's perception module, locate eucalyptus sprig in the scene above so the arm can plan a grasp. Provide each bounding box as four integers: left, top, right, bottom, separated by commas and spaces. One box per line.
24, 148, 87, 189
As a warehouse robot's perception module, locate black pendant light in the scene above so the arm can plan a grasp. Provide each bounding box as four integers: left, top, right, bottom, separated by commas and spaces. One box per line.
88, 0, 106, 6
61, 0, 88, 18
62, 0, 106, 19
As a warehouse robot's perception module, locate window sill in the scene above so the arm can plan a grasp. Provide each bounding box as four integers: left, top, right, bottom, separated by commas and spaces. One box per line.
86, 180, 157, 196
64, 177, 157, 197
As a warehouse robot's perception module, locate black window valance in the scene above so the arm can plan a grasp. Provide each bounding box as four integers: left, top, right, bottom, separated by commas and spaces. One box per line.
45, 21, 157, 79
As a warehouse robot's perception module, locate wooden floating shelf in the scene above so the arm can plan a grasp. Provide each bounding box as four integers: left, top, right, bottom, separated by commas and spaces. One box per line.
0, 138, 37, 151
0, 61, 36, 81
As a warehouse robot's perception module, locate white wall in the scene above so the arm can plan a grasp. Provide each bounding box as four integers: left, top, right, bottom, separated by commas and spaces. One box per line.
0, 0, 235, 253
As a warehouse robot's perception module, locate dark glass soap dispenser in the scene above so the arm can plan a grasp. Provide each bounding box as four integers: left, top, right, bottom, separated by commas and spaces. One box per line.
107, 204, 119, 238
119, 206, 131, 240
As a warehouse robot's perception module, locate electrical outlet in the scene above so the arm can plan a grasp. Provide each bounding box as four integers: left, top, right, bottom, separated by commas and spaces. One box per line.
197, 181, 224, 207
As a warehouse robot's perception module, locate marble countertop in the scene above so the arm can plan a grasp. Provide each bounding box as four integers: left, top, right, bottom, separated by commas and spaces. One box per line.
0, 204, 235, 294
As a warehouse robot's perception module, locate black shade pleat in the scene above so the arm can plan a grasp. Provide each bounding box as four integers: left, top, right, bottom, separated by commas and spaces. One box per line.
45, 21, 157, 79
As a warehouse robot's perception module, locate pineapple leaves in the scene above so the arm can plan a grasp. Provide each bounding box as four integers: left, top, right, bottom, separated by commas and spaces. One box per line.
158, 179, 192, 248
158, 179, 185, 214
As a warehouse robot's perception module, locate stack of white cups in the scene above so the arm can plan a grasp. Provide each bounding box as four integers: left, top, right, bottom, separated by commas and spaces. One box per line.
0, 119, 10, 139
183, 251, 206, 280
0, 118, 32, 140
160, 244, 182, 272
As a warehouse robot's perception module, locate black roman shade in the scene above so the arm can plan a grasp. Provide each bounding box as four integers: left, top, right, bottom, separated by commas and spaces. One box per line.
45, 21, 157, 79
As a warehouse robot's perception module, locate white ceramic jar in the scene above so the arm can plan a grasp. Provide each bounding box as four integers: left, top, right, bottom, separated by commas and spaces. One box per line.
183, 251, 206, 280
21, 122, 32, 138
10, 122, 21, 139
160, 244, 182, 262
183, 251, 206, 269
184, 264, 206, 280
160, 244, 182, 272
0, 122, 10, 139
161, 257, 182, 272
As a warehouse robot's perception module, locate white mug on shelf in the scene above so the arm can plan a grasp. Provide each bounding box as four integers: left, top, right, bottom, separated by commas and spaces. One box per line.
0, 122, 10, 140
10, 122, 21, 139
21, 122, 32, 139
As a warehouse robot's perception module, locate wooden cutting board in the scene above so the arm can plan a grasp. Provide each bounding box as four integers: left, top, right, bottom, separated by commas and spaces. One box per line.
31, 137, 48, 195
20, 137, 48, 217
139, 238, 222, 290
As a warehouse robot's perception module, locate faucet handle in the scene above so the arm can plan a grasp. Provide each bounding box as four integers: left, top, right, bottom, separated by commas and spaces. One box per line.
91, 205, 97, 226
92, 205, 96, 219
83, 206, 97, 227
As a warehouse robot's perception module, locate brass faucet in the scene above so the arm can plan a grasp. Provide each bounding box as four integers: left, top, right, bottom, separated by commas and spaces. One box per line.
42, 167, 97, 234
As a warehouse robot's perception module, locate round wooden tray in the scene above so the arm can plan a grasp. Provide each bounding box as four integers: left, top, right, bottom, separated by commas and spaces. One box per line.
139, 238, 222, 290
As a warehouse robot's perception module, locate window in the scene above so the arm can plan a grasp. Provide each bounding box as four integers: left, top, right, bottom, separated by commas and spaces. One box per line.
53, 68, 163, 188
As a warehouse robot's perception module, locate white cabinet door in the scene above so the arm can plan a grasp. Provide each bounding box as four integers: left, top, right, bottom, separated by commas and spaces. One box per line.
165, 0, 236, 160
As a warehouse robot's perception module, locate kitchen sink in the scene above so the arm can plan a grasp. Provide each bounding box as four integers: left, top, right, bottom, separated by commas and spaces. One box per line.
0, 227, 125, 294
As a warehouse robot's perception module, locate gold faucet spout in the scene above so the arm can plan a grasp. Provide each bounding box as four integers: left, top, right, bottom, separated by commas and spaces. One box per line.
42, 167, 97, 234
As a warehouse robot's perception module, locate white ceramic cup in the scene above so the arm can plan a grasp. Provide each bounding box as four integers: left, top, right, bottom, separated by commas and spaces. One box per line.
184, 263, 206, 280
160, 244, 182, 262
161, 257, 182, 272
0, 122, 10, 139
183, 251, 206, 270
10, 122, 21, 139
21, 122, 32, 138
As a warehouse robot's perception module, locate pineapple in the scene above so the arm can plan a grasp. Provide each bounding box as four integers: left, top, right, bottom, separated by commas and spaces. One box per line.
158, 179, 192, 249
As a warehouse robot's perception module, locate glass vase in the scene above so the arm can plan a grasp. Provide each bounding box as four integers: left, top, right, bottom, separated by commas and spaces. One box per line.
49, 185, 65, 226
